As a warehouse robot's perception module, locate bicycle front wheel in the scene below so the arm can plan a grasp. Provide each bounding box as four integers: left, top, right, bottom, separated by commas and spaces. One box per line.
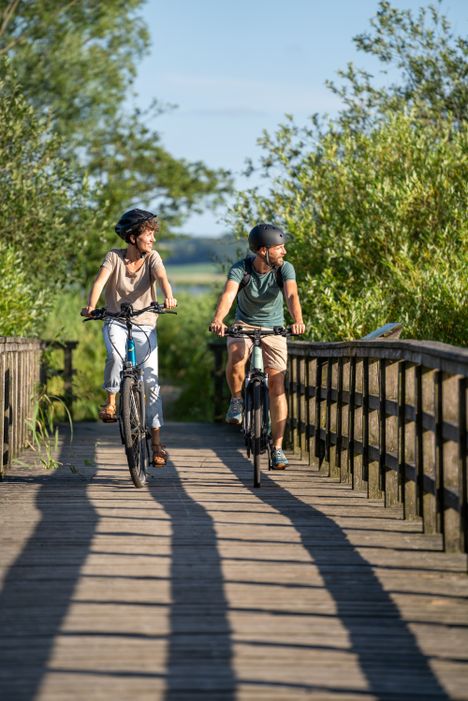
121, 376, 148, 488
253, 381, 262, 488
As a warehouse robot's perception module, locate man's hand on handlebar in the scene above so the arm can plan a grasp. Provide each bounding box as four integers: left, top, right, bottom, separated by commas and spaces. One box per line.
209, 320, 228, 337
164, 297, 177, 309
290, 322, 306, 336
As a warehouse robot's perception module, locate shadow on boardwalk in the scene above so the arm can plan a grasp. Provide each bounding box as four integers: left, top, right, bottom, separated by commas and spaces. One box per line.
0, 425, 100, 700
147, 430, 236, 699
0, 422, 464, 699
224, 461, 449, 698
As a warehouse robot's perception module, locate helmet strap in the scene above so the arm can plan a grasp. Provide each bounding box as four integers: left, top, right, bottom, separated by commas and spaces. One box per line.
264, 249, 275, 269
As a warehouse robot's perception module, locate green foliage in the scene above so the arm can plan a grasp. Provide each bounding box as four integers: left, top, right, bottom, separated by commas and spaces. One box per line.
327, 0, 468, 128
231, 112, 467, 344
158, 290, 222, 421
0, 244, 49, 336
230, 2, 467, 346
0, 1, 149, 141
0, 58, 97, 332
41, 292, 106, 422
0, 2, 232, 280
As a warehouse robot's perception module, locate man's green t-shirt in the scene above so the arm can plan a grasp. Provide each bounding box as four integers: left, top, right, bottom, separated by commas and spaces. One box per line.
228, 258, 296, 327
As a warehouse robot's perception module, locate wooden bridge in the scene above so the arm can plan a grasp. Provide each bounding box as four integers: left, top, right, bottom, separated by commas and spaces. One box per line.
1, 421, 468, 700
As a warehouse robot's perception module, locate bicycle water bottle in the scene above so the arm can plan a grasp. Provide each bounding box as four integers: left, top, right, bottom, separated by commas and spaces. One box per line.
127, 337, 136, 366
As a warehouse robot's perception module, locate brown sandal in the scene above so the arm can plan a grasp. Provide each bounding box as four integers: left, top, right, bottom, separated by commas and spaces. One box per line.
152, 444, 168, 467
98, 403, 117, 423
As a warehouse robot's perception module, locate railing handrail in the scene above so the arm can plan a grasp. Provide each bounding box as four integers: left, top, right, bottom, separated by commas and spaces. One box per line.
288, 338, 468, 375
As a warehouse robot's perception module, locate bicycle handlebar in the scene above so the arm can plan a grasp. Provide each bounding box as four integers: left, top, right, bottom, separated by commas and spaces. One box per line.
221, 325, 299, 338
81, 301, 177, 322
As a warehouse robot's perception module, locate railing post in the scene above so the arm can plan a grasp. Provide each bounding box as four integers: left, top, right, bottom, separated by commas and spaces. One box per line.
421, 368, 437, 535
458, 376, 467, 554
384, 360, 397, 507
347, 357, 357, 488
442, 372, 465, 553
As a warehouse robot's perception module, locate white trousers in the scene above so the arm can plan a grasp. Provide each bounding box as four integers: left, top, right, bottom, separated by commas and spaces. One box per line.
102, 321, 163, 430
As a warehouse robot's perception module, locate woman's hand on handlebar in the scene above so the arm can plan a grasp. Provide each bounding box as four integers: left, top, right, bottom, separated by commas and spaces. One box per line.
164, 297, 177, 309
80, 306, 95, 318
209, 320, 228, 337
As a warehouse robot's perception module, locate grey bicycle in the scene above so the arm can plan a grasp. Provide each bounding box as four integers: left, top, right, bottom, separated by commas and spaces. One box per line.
225, 325, 293, 488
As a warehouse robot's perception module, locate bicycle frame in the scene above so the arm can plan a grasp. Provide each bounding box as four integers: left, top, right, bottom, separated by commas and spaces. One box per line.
116, 316, 146, 444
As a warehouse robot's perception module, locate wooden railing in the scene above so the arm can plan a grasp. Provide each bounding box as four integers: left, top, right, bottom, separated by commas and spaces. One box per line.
0, 338, 78, 478
0, 338, 42, 478
209, 330, 468, 555
287, 338, 468, 554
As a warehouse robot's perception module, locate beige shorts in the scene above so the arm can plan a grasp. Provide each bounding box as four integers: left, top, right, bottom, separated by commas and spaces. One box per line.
226, 323, 288, 372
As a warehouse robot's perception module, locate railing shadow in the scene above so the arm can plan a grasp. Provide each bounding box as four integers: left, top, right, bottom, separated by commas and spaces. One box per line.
147, 425, 236, 700
211, 442, 450, 700
0, 429, 99, 700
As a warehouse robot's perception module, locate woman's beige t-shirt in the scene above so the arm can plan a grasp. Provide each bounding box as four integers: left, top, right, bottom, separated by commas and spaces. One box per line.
101, 249, 164, 326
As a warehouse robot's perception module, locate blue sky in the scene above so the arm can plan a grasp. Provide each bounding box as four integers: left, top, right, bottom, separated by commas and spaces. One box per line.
132, 0, 467, 236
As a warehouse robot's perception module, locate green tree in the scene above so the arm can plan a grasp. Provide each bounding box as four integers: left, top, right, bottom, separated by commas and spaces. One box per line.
229, 1, 467, 346
327, 0, 468, 128
0, 0, 232, 276
0, 58, 97, 334
0, 0, 148, 141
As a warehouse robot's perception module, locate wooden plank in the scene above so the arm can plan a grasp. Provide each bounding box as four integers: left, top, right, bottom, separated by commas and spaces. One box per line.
1, 422, 468, 701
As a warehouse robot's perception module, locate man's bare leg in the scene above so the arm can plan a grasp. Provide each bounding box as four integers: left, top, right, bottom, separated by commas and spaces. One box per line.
225, 342, 246, 398
267, 369, 287, 449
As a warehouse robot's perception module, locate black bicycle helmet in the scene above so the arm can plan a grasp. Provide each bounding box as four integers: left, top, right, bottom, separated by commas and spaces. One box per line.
248, 223, 286, 252
115, 208, 157, 242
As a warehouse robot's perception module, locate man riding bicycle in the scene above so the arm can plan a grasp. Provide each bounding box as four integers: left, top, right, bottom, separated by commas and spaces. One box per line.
210, 223, 305, 470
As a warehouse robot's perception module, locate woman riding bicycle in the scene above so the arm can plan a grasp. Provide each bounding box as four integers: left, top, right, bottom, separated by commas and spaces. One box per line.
81, 208, 176, 467
210, 223, 305, 470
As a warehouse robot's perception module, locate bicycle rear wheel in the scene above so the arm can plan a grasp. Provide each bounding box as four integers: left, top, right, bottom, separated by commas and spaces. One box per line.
121, 375, 148, 488
253, 381, 262, 488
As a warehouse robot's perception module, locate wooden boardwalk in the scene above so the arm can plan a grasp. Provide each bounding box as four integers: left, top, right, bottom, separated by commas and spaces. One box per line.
1, 422, 468, 701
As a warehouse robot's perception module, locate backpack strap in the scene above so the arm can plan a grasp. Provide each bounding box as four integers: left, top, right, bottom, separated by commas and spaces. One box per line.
238, 256, 284, 291
275, 265, 284, 290
238, 256, 254, 291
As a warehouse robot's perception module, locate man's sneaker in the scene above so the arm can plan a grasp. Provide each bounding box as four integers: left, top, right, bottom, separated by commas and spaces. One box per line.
271, 448, 288, 470
225, 397, 243, 425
